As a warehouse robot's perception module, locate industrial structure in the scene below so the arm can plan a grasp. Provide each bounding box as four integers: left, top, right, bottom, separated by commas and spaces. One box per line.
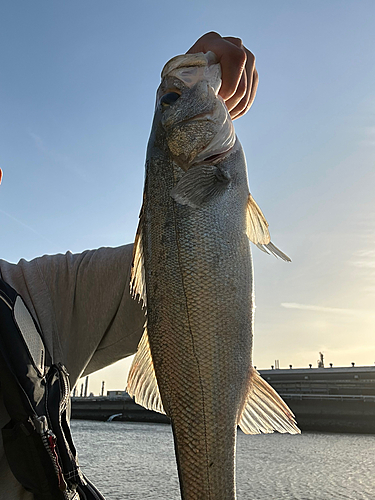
71, 364, 375, 433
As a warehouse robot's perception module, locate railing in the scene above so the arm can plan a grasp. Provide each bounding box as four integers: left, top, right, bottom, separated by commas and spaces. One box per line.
266, 379, 375, 396
280, 394, 375, 402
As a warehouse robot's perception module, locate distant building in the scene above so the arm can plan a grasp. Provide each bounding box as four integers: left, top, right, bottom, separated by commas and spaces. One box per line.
106, 390, 131, 399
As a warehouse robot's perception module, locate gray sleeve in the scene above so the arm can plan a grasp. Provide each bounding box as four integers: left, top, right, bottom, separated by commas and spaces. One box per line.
33, 245, 145, 385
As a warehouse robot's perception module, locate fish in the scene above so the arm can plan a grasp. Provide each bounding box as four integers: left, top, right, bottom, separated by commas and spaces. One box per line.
127, 51, 300, 500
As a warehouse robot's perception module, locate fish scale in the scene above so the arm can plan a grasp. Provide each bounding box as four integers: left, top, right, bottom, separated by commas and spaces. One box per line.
127, 51, 300, 500
141, 152, 252, 499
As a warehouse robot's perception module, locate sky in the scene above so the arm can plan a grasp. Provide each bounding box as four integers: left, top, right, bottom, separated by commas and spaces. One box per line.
1, 0, 375, 395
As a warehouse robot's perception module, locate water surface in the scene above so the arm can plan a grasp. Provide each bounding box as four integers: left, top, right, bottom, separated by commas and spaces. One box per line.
71, 420, 375, 499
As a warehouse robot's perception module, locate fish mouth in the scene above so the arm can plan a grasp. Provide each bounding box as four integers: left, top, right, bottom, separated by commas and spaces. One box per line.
179, 111, 213, 124
201, 146, 234, 164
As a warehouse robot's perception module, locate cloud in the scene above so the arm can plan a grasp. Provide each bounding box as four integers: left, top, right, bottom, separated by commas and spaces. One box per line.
360, 126, 375, 146
281, 302, 359, 316
351, 248, 375, 270
281, 303, 375, 325
29, 132, 89, 181
0, 208, 56, 245
29, 132, 45, 152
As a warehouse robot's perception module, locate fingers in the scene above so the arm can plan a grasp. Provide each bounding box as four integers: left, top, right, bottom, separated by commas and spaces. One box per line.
0, 169, 2, 185
227, 49, 259, 120
220, 36, 247, 101
225, 68, 247, 116
186, 32, 258, 119
235, 67, 259, 119
186, 32, 246, 100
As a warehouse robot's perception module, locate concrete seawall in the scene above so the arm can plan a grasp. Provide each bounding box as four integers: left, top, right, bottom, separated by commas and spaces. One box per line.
71, 395, 170, 424
71, 366, 375, 433
283, 395, 375, 433
71, 394, 375, 433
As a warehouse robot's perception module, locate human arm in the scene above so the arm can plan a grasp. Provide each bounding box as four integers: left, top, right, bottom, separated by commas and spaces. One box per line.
4, 246, 145, 389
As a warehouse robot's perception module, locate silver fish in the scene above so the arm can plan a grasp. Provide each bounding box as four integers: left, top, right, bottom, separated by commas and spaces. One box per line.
127, 52, 300, 500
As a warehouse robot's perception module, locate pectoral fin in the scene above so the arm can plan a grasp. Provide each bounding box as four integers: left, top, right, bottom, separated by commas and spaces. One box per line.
238, 368, 300, 435
171, 164, 230, 208
126, 328, 165, 415
246, 194, 291, 262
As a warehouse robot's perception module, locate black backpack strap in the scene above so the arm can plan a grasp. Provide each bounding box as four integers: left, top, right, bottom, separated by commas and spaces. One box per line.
0, 278, 106, 500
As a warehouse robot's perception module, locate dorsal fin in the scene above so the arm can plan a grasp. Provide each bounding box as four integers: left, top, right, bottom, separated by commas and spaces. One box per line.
130, 218, 147, 307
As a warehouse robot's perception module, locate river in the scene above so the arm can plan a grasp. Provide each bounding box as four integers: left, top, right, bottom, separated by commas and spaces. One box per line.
71, 420, 375, 499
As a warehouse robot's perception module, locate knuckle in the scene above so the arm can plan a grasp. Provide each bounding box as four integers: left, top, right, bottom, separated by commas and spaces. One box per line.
203, 31, 221, 40
224, 37, 246, 63
236, 48, 247, 67
229, 36, 243, 47
244, 48, 256, 67
234, 44, 246, 59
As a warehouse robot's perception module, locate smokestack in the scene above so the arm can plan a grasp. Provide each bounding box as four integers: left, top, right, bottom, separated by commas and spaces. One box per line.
84, 376, 89, 397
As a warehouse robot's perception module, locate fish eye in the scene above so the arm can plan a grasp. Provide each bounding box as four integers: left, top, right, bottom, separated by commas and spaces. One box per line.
160, 92, 181, 106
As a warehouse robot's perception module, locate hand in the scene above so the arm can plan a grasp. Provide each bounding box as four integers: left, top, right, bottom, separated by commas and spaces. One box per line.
0, 169, 2, 185
187, 32, 258, 120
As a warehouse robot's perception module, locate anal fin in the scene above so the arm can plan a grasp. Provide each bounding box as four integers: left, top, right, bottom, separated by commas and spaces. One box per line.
126, 328, 165, 415
238, 368, 300, 435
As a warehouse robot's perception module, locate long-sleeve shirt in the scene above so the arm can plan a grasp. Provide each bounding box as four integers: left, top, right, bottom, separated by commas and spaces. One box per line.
0, 244, 145, 499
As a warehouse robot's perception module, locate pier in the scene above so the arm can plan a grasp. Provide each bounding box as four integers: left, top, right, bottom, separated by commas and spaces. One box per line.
71, 365, 375, 433
71, 392, 169, 424
260, 365, 375, 433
